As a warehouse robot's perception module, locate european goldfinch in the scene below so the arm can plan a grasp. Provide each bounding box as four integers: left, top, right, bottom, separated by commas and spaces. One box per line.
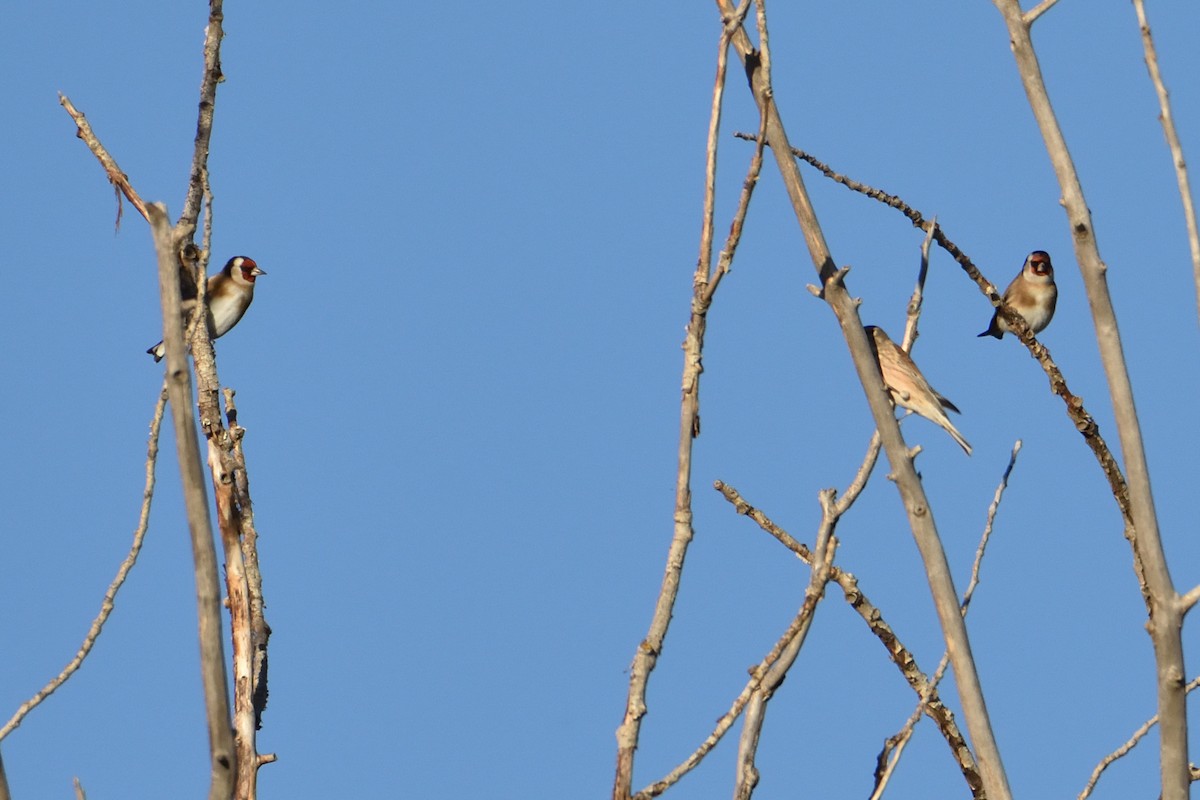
978, 250, 1057, 340
147, 256, 265, 362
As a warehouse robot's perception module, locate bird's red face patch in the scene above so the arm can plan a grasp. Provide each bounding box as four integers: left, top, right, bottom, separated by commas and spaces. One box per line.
239, 258, 260, 282
1029, 251, 1052, 276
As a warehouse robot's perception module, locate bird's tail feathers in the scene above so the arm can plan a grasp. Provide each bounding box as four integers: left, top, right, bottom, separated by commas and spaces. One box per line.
946, 422, 973, 456
937, 394, 961, 415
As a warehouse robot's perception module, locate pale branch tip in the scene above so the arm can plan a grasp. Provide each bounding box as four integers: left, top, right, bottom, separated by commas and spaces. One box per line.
58, 93, 151, 228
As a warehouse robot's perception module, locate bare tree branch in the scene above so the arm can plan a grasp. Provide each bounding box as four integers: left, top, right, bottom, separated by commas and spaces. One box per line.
733, 131, 1137, 534
58, 93, 150, 228
1078, 675, 1200, 800
1022, 0, 1061, 25
871, 441, 1022, 798
716, 482, 984, 798
147, 203, 236, 800
734, 497, 837, 800
714, 3, 1012, 796
724, 12, 842, 797
1130, 0, 1200, 329
633, 416, 885, 799
1180, 584, 1200, 614
632, 568, 828, 799
183, 165, 269, 800
834, 433, 881, 516
900, 218, 937, 349
0, 388, 168, 742
612, 5, 757, 796
988, 4, 1188, 796
177, 0, 226, 242
57, 5, 270, 797
225, 389, 272, 732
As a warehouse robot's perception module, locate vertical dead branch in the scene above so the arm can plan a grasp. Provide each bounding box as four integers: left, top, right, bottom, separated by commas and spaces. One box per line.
147, 203, 236, 800
1130, 0, 1200, 328
205, 389, 272, 794
177, 0, 225, 241
55, 4, 269, 797
613, 5, 755, 797
225, 389, 272, 731
210, 436, 258, 797
989, 5, 1188, 797
172, 4, 271, 792
713, 2, 1013, 797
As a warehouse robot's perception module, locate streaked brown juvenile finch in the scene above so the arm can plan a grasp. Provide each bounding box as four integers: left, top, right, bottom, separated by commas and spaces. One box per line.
978, 250, 1057, 340
865, 325, 972, 455
147, 256, 265, 362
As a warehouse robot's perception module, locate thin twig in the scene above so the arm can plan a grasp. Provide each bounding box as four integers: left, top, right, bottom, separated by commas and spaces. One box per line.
734, 497, 837, 800
833, 433, 881, 516
633, 595, 823, 798
1022, 0, 1061, 25
1078, 675, 1200, 800
225, 389, 272, 731
636, 433, 862, 797
58, 94, 150, 227
0, 387, 168, 742
901, 218, 937, 350
871, 441, 1022, 798
963, 440, 1022, 613
633, 420, 883, 798
1180, 584, 1200, 613
633, 523, 838, 800
715, 481, 983, 797
177, 0, 226, 241
729, 7, 839, 795
148, 203, 236, 800
1130, 0, 1200, 330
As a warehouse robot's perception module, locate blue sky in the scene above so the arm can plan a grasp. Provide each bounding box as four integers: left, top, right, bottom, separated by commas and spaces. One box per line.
2, 2, 1198, 798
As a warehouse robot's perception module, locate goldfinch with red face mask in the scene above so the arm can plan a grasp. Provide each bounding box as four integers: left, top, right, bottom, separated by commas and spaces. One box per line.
978, 250, 1057, 340
147, 256, 265, 362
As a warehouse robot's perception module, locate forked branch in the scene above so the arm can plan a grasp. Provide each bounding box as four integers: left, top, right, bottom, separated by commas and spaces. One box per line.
713, 2, 1012, 796
612, 5, 760, 797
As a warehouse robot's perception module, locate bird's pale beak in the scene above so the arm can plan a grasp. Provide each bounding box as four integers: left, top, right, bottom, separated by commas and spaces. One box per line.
252, 266, 267, 276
